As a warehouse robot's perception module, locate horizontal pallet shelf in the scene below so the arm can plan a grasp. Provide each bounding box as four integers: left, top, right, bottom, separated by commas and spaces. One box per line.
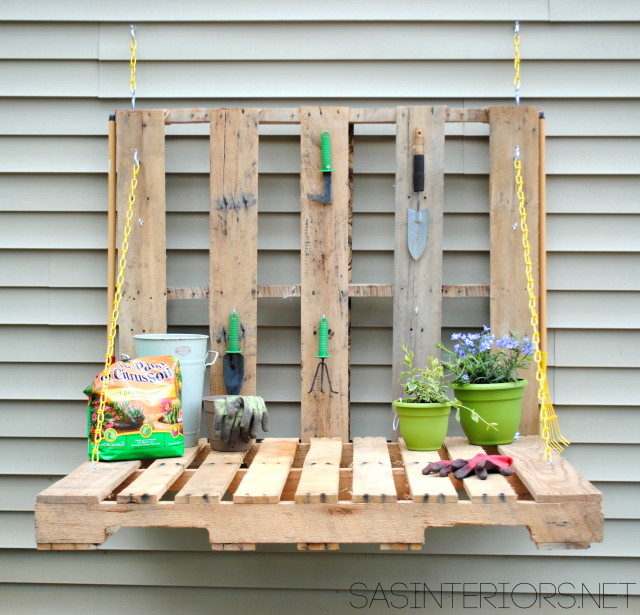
36, 436, 603, 551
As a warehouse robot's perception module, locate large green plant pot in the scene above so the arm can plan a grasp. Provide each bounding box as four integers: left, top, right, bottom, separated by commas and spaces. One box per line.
451, 380, 528, 445
392, 400, 451, 451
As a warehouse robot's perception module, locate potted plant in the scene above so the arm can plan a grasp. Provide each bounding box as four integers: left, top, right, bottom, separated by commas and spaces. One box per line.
393, 347, 496, 451
439, 327, 534, 445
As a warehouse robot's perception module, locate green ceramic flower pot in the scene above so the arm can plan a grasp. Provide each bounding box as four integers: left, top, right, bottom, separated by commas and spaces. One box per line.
392, 400, 451, 451
451, 380, 528, 445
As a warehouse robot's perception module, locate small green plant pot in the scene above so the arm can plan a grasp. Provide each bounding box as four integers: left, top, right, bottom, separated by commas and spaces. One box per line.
451, 380, 528, 445
392, 400, 451, 451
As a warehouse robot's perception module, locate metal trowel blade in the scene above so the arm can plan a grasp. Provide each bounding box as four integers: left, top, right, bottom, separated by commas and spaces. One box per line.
408, 208, 429, 260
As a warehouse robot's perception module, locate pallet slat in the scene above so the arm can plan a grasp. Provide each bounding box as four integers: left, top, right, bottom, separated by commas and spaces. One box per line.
499, 436, 602, 503
392, 106, 445, 402
294, 437, 342, 503
233, 438, 298, 503
174, 450, 246, 504
37, 460, 141, 504
352, 437, 397, 503
300, 106, 350, 440
117, 444, 202, 504
166, 283, 490, 300
489, 106, 540, 435
115, 110, 167, 357
209, 108, 259, 395
164, 107, 488, 125
399, 439, 458, 503
444, 437, 517, 503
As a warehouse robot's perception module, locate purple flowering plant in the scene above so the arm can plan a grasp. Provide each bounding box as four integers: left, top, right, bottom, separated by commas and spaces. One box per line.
438, 327, 535, 386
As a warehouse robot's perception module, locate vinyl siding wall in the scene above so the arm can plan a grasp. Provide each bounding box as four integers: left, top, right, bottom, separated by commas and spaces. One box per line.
1, 2, 639, 613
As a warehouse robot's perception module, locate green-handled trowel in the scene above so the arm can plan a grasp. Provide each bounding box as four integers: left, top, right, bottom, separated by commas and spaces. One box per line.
223, 311, 244, 395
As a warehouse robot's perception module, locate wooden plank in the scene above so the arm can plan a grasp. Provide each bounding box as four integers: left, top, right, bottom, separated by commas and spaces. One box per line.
163, 107, 488, 125
499, 436, 602, 503
167, 283, 489, 300
209, 108, 259, 395
35, 498, 603, 549
380, 543, 423, 551
294, 437, 342, 503
297, 543, 340, 551
445, 108, 489, 123
233, 438, 298, 503
300, 106, 350, 440
399, 439, 458, 503
115, 110, 167, 356
116, 444, 201, 504
489, 105, 540, 435
174, 450, 246, 504
37, 460, 141, 504
392, 106, 445, 402
444, 437, 517, 503
210, 543, 256, 551
351, 437, 397, 503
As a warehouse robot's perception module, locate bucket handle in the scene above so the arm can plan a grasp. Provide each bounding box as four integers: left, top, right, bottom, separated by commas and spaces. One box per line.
205, 350, 220, 367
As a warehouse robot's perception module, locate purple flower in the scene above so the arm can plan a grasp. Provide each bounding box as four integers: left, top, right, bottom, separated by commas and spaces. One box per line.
482, 325, 491, 332
461, 374, 470, 381
451, 333, 462, 341
453, 343, 466, 357
496, 335, 519, 350
521, 340, 535, 356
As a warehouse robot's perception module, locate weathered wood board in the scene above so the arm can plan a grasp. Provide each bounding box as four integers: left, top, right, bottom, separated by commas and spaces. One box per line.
300, 106, 350, 441
209, 108, 259, 395
115, 110, 167, 357
489, 106, 540, 435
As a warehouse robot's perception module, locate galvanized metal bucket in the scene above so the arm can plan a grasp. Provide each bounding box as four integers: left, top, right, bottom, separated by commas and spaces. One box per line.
134, 334, 219, 447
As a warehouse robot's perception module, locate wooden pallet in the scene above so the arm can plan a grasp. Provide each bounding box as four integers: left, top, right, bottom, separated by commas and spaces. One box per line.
112, 105, 541, 438
36, 436, 602, 551
35, 105, 604, 550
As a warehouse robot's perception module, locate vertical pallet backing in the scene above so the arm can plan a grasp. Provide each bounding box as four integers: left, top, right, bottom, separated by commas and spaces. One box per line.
115, 105, 541, 439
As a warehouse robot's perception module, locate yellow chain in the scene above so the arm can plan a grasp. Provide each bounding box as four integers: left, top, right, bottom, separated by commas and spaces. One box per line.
514, 149, 570, 462
129, 25, 137, 109
91, 152, 140, 464
513, 22, 521, 105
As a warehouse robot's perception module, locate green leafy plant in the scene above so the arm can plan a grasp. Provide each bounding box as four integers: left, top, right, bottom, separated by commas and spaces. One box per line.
398, 346, 497, 431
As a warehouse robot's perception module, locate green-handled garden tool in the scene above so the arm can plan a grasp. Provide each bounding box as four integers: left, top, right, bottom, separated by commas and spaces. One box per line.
223, 311, 244, 395
308, 316, 338, 394
307, 131, 334, 204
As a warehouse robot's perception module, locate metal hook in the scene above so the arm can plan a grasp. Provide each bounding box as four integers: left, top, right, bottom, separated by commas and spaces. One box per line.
133, 148, 139, 165
514, 21, 520, 35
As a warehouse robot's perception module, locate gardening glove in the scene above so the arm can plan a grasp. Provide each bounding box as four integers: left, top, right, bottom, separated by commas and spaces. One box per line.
239, 396, 269, 442
211, 396, 269, 445
453, 454, 515, 480
218, 396, 244, 446
422, 458, 468, 477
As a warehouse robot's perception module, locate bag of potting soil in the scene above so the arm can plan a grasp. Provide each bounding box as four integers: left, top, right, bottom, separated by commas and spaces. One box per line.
85, 355, 184, 461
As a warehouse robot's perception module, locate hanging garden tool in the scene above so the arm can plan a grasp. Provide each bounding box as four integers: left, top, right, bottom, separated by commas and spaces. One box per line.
308, 316, 338, 394
223, 311, 245, 395
307, 130, 334, 204
408, 127, 428, 260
